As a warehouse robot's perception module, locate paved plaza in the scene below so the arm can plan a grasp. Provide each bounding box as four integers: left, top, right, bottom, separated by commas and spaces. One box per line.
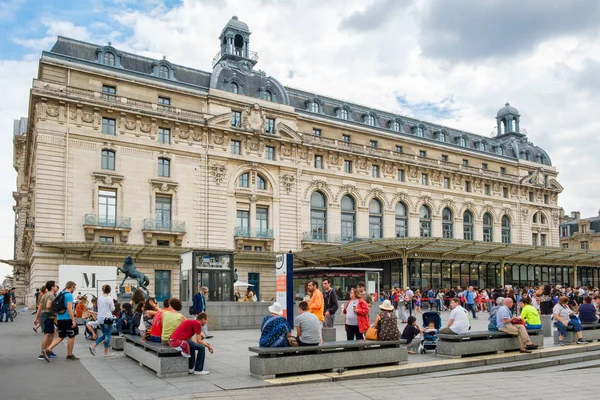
1, 308, 600, 400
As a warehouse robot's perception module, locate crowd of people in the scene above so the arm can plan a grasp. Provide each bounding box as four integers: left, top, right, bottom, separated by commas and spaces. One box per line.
28, 280, 216, 376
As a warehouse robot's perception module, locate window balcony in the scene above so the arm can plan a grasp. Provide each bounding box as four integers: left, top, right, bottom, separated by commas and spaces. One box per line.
142, 218, 186, 246
83, 214, 132, 243
234, 227, 274, 239
302, 232, 342, 244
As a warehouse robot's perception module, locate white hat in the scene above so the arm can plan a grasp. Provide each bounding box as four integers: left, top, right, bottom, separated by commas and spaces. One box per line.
268, 302, 284, 316
379, 299, 394, 311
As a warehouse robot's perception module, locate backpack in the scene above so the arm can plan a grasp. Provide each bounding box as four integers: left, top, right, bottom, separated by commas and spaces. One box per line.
51, 291, 67, 314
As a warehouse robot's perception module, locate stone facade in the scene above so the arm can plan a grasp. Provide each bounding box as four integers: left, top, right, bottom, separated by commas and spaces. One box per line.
8, 18, 562, 305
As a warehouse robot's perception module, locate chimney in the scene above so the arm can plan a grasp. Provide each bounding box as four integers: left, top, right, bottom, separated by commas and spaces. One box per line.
571, 211, 581, 220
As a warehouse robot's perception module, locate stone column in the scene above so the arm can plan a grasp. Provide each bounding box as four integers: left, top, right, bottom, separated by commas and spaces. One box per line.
402, 252, 409, 289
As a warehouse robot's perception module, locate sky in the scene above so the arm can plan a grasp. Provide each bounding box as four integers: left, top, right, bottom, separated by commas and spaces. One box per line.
1, 0, 599, 279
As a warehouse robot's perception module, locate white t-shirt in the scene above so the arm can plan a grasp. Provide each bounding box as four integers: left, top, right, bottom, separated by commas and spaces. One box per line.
345, 300, 359, 326
97, 295, 115, 324
449, 305, 470, 334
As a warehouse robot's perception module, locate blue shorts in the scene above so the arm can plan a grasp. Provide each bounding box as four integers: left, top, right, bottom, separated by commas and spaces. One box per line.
43, 318, 55, 334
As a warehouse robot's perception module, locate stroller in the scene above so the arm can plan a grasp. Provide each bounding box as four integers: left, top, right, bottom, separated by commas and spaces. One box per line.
419, 311, 442, 354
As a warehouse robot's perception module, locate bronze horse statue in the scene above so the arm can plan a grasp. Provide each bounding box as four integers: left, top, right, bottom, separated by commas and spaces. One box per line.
118, 256, 150, 296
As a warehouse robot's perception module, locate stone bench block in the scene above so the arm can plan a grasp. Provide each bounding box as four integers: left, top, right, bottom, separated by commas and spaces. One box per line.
437, 330, 544, 358
123, 336, 188, 378
553, 324, 600, 344
322, 327, 336, 342
541, 315, 553, 337
111, 336, 125, 350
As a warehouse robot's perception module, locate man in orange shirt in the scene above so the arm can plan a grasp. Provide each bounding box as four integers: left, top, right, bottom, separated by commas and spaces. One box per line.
307, 280, 324, 324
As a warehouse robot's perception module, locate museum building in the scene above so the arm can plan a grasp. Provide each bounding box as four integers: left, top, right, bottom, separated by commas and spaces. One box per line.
6, 16, 599, 306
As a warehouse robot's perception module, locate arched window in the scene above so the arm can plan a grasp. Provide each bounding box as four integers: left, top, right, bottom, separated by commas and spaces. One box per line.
365, 115, 376, 126
104, 52, 115, 66
459, 137, 467, 147
501, 215, 511, 244
419, 205, 431, 237
483, 212, 493, 242
238, 172, 249, 188
369, 199, 383, 238
390, 120, 400, 132
158, 65, 169, 78
256, 175, 266, 190
261, 90, 273, 101
158, 157, 170, 177
463, 210, 473, 240
310, 102, 320, 113
101, 149, 115, 170
533, 213, 538, 224
438, 132, 446, 142
340, 108, 349, 120
496, 146, 504, 156
479, 142, 487, 151
231, 82, 239, 94
442, 207, 453, 239
395, 202, 408, 238
310, 191, 327, 241
524, 151, 531, 161
415, 126, 424, 137
340, 195, 356, 242
540, 213, 547, 224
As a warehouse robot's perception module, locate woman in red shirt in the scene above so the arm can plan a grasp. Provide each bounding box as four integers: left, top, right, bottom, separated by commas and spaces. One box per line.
342, 288, 370, 340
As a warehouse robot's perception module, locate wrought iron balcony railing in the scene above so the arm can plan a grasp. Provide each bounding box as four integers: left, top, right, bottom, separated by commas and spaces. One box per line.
302, 232, 342, 243
234, 227, 274, 239
84, 214, 131, 229
212, 48, 259, 67
143, 218, 185, 232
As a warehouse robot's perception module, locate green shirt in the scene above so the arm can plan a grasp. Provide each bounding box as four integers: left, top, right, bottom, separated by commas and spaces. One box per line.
520, 304, 541, 326
161, 311, 183, 341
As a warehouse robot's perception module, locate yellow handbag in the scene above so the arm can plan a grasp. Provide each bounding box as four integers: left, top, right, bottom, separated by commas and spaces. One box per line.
365, 326, 378, 340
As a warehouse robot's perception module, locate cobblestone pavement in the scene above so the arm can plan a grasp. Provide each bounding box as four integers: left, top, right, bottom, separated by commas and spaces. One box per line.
2, 306, 600, 400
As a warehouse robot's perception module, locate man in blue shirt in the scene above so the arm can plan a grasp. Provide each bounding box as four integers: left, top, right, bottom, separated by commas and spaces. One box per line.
43, 281, 79, 361
192, 286, 213, 339
465, 286, 477, 319
496, 298, 538, 353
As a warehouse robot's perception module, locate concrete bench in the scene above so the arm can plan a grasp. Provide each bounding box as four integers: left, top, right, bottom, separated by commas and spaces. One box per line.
111, 336, 125, 350
123, 335, 188, 378
437, 329, 544, 358
553, 322, 600, 344
248, 339, 407, 379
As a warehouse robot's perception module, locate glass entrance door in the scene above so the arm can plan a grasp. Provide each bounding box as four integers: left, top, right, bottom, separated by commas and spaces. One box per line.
199, 271, 232, 301
155, 270, 171, 303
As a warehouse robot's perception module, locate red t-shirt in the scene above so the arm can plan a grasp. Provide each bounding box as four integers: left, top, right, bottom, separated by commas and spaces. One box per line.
150, 311, 163, 337
170, 319, 201, 341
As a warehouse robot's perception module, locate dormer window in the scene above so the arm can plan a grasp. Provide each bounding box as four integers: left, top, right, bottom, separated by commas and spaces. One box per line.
414, 126, 424, 137
309, 102, 320, 113
495, 146, 504, 156
339, 108, 349, 120
152, 58, 174, 80
437, 131, 446, 142
478, 141, 487, 151
390, 120, 401, 132
365, 114, 376, 126
104, 52, 115, 66
260, 89, 273, 102
96, 44, 122, 68
458, 137, 467, 147
158, 65, 169, 79
231, 82, 239, 94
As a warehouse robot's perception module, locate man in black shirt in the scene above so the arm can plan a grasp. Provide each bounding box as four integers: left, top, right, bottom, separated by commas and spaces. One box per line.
322, 279, 339, 328
2, 289, 13, 322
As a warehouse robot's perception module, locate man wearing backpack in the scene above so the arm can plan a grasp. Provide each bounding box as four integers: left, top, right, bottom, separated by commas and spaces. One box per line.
43, 281, 79, 361
36, 280, 59, 361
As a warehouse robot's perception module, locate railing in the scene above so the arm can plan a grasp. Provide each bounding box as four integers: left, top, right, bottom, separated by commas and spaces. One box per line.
302, 232, 342, 243
234, 227, 274, 239
143, 218, 185, 232
84, 214, 131, 229
212, 48, 259, 67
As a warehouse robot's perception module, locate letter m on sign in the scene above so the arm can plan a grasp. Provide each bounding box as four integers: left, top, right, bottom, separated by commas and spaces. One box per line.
82, 273, 96, 288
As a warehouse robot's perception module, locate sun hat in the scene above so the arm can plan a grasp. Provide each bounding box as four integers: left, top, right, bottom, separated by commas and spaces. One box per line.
268, 302, 284, 316
379, 300, 394, 311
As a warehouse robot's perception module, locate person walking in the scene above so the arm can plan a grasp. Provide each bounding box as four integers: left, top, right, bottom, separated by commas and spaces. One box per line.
465, 286, 477, 319
35, 281, 58, 360
192, 286, 213, 339
43, 281, 79, 361
89, 285, 116, 357
322, 279, 339, 328
32, 288, 40, 315
1, 288, 13, 322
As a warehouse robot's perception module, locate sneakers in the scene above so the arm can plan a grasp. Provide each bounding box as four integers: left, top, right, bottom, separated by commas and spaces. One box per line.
557, 340, 565, 346
118, 332, 124, 337
38, 355, 45, 361
65, 355, 79, 361
42, 349, 51, 362
174, 346, 183, 351
577, 338, 589, 345
194, 370, 210, 375
104, 352, 115, 357
525, 344, 539, 350
49, 351, 56, 359
188, 369, 195, 374
205, 335, 214, 339
181, 351, 191, 358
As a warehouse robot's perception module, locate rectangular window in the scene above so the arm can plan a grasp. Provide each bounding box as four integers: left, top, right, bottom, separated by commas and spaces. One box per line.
370, 140, 377, 148
581, 241, 589, 250
342, 135, 350, 143
102, 117, 116, 135
419, 150, 426, 158
102, 85, 116, 101
313, 128, 321, 137
503, 187, 508, 198
500, 167, 506, 174
372, 165, 379, 178
101, 150, 115, 170
484, 184, 490, 195
562, 243, 568, 249
465, 181, 472, 192
99, 236, 114, 244
231, 140, 241, 155
158, 127, 171, 144
560, 226, 569, 237
265, 118, 275, 133
532, 233, 538, 246
441, 154, 448, 162
482, 163, 488, 170
158, 158, 170, 177
344, 160, 352, 173
421, 174, 428, 185
540, 234, 546, 246
395, 145, 403, 153
236, 210, 250, 233
98, 189, 117, 227
231, 111, 242, 127
254, 246, 262, 252
315, 155, 323, 169
157, 240, 170, 247
443, 177, 450, 189
544, 194, 549, 204
157, 96, 171, 111
155, 195, 172, 229
243, 246, 252, 251
529, 192, 534, 202
462, 159, 469, 166
398, 169, 405, 182
256, 207, 269, 235
265, 146, 275, 160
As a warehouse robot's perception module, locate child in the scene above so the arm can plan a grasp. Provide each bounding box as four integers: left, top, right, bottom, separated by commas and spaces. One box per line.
117, 303, 133, 337
423, 320, 438, 339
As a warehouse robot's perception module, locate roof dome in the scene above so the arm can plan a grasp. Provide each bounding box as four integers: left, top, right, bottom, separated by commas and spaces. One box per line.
221, 16, 250, 36
496, 102, 520, 118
